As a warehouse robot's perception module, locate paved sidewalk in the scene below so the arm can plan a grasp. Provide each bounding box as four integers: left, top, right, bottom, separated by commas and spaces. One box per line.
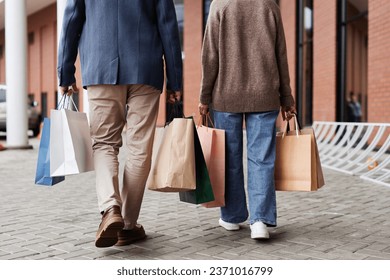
1, 133, 390, 260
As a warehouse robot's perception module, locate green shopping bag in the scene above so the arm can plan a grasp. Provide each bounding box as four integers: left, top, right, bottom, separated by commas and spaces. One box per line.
179, 118, 215, 204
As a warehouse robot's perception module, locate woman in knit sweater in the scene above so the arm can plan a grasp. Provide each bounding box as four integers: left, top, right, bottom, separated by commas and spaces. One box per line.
199, 0, 296, 239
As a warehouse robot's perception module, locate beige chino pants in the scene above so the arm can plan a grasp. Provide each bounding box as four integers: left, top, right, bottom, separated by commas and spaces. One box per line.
88, 84, 160, 229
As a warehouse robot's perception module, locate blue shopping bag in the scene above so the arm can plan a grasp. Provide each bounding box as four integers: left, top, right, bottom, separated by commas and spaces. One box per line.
35, 118, 65, 186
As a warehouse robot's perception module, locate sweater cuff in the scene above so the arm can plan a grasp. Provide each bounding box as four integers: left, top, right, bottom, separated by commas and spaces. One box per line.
58, 66, 76, 87
200, 94, 212, 105
280, 95, 295, 107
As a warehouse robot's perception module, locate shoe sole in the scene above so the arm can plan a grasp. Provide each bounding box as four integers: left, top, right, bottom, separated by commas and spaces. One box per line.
251, 233, 270, 240
115, 234, 147, 246
219, 219, 240, 231
95, 218, 124, 248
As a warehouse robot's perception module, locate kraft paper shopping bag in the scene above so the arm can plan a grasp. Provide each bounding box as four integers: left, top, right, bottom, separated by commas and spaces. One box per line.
275, 116, 325, 191
146, 118, 197, 192
197, 116, 226, 207
50, 108, 94, 176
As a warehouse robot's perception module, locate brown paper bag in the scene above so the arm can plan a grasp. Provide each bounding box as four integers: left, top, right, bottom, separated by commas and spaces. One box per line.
146, 118, 196, 192
274, 117, 325, 191
197, 123, 226, 208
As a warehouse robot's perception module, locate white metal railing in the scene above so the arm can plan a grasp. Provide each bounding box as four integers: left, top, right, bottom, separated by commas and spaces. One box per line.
312, 121, 390, 188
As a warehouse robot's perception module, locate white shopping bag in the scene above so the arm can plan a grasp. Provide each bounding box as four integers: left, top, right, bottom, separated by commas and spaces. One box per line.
50, 108, 94, 176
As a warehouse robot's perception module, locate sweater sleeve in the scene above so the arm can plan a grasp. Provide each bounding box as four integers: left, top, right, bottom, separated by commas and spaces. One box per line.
275, 9, 295, 107
57, 0, 85, 87
200, 3, 220, 105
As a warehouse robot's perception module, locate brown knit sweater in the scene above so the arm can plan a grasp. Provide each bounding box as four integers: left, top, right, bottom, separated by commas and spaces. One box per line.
200, 0, 295, 112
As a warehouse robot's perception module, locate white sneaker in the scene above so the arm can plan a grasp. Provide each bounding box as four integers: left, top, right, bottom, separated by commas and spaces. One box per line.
219, 218, 240, 231
250, 221, 269, 239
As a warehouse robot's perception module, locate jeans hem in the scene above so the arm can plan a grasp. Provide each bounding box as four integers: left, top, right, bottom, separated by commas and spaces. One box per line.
220, 217, 248, 224
250, 219, 276, 227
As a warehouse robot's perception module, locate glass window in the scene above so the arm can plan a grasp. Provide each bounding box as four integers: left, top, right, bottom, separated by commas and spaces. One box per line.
344, 0, 368, 122
296, 0, 313, 126
173, 0, 184, 50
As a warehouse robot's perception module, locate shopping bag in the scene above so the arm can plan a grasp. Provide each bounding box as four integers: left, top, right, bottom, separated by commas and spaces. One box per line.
197, 115, 225, 207
274, 115, 325, 191
179, 118, 215, 204
35, 118, 65, 186
50, 101, 94, 176
146, 117, 197, 192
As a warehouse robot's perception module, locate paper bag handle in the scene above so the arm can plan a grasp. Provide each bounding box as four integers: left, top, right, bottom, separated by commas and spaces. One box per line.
56, 95, 79, 112
282, 114, 300, 138
197, 113, 215, 129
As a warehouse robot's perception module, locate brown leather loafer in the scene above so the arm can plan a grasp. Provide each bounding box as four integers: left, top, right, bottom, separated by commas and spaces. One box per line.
95, 205, 124, 248
115, 224, 146, 246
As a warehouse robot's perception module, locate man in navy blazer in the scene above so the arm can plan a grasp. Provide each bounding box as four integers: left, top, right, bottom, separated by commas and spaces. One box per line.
58, 0, 182, 248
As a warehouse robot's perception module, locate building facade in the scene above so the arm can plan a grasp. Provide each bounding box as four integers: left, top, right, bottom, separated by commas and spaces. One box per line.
0, 0, 389, 128
183, 0, 389, 126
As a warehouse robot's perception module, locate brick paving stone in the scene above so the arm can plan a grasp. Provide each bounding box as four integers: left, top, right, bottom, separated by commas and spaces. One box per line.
185, 253, 221, 260
0, 251, 10, 257
81, 248, 125, 260
354, 248, 390, 259
244, 243, 289, 255
57, 249, 96, 260
207, 238, 245, 248
269, 250, 312, 260
137, 246, 180, 258
0, 250, 39, 260
157, 241, 193, 250
0, 244, 28, 254
309, 242, 340, 253
271, 249, 340, 260
244, 251, 285, 260
337, 242, 371, 253
0, 237, 25, 247
365, 242, 390, 252
40, 237, 75, 247
159, 246, 212, 259
270, 242, 314, 254
325, 249, 370, 260
112, 249, 154, 260
195, 246, 232, 257
19, 250, 65, 260
145, 234, 179, 244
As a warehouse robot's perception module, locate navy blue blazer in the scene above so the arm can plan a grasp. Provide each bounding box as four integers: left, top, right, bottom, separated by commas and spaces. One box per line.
58, 0, 182, 92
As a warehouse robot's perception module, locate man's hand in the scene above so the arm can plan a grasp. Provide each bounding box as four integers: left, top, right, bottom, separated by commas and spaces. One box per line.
60, 83, 79, 96
167, 90, 182, 104
198, 103, 209, 115
174, 91, 181, 102
281, 105, 297, 121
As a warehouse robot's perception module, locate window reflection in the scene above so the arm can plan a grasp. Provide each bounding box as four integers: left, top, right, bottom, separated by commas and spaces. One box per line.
297, 0, 313, 126
173, 0, 184, 51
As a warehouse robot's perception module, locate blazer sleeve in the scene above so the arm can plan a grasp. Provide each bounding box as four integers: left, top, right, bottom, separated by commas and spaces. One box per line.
155, 0, 183, 92
57, 0, 86, 87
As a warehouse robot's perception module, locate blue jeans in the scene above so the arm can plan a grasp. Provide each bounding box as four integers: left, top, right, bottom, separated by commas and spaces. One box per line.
213, 110, 279, 226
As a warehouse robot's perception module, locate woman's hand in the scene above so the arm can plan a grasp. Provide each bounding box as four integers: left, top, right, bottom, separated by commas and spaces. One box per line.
198, 103, 209, 115
281, 105, 297, 121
